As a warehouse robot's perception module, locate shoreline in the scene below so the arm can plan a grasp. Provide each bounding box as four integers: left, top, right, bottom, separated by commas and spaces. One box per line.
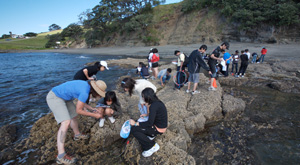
2, 42, 300, 60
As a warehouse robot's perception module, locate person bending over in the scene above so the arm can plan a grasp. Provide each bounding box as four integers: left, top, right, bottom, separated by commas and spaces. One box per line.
158, 68, 172, 86
74, 61, 109, 81
129, 88, 168, 157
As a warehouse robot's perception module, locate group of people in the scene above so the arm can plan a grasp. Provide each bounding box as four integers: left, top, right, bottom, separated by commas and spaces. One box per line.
47, 60, 168, 164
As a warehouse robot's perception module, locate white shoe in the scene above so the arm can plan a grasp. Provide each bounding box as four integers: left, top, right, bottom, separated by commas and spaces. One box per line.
108, 116, 115, 124
184, 83, 188, 86
186, 89, 190, 93
99, 118, 105, 127
241, 75, 244, 78
208, 86, 216, 91
147, 136, 155, 140
192, 90, 200, 95
142, 143, 160, 157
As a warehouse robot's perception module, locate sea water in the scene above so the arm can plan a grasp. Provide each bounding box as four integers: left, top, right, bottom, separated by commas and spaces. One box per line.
0, 52, 132, 140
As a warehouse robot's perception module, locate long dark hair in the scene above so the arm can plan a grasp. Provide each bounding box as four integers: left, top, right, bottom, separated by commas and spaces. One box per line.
121, 77, 136, 96
104, 91, 117, 104
142, 88, 160, 104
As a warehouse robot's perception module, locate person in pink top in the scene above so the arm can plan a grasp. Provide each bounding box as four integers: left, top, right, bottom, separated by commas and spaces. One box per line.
258, 47, 267, 63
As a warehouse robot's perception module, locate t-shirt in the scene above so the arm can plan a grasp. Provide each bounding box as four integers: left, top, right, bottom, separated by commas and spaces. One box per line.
52, 80, 90, 103
245, 52, 251, 60
74, 65, 99, 81
187, 49, 210, 74
139, 101, 168, 129
158, 69, 168, 78
232, 54, 239, 63
134, 79, 157, 104
223, 52, 231, 64
240, 54, 249, 64
208, 46, 222, 64
177, 53, 185, 67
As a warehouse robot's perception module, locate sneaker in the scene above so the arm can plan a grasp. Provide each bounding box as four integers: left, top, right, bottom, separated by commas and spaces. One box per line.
142, 143, 160, 157
186, 89, 190, 93
235, 75, 239, 78
99, 118, 105, 127
147, 136, 155, 140
208, 86, 216, 91
192, 90, 200, 95
241, 75, 244, 78
56, 154, 76, 164
74, 133, 89, 141
184, 83, 188, 87
108, 116, 115, 124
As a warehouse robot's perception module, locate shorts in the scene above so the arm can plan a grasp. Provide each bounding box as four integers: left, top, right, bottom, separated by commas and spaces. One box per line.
152, 62, 158, 68
208, 62, 217, 78
46, 90, 77, 124
188, 73, 200, 83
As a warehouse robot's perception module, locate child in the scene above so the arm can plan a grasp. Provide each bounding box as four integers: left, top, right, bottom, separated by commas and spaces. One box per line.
158, 68, 172, 86
96, 91, 122, 127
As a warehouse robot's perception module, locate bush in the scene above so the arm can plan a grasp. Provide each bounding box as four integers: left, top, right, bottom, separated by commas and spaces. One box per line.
45, 33, 63, 48
24, 32, 37, 37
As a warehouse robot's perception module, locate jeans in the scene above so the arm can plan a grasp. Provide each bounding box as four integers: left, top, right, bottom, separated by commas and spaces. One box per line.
259, 55, 265, 63
252, 55, 257, 63
158, 75, 171, 83
231, 63, 238, 74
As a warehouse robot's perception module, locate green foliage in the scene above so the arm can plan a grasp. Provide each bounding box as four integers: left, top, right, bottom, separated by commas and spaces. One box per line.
181, 0, 300, 30
24, 32, 37, 37
49, 24, 61, 31
61, 23, 83, 41
1, 34, 11, 39
84, 29, 104, 47
45, 33, 64, 48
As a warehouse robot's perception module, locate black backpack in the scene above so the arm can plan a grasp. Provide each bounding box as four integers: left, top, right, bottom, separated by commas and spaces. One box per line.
183, 53, 189, 67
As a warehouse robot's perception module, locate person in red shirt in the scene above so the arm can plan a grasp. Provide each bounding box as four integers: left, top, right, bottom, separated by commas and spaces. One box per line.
258, 47, 267, 63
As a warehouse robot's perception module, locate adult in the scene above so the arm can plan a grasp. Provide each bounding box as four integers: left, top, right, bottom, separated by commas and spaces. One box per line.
186, 45, 211, 95
251, 52, 258, 63
158, 68, 172, 86
222, 49, 232, 77
245, 49, 251, 60
147, 48, 153, 72
208, 42, 230, 91
259, 47, 267, 63
149, 48, 160, 80
174, 50, 185, 71
237, 50, 249, 77
129, 88, 168, 157
74, 61, 109, 81
46, 80, 107, 164
121, 77, 157, 122
231, 50, 239, 75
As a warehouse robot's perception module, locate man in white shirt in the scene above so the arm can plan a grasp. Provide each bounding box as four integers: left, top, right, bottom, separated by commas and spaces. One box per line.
245, 49, 251, 60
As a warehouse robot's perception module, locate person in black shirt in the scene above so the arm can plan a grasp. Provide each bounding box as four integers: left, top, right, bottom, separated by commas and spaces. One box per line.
74, 61, 109, 81
129, 88, 168, 157
208, 42, 230, 91
237, 50, 249, 77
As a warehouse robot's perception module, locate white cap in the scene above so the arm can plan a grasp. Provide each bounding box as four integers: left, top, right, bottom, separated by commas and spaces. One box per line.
100, 61, 109, 70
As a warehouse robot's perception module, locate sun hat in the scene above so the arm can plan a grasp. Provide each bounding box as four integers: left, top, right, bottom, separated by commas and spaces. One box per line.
100, 61, 109, 70
90, 80, 107, 97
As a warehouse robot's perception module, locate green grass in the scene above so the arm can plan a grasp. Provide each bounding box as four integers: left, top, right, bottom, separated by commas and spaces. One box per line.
0, 30, 62, 50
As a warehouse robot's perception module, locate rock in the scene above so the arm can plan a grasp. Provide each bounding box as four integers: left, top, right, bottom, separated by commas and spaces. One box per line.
222, 94, 246, 119
0, 124, 17, 151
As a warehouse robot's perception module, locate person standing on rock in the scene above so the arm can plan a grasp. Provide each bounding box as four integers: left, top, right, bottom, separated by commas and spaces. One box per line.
74, 61, 109, 81
186, 45, 211, 95
149, 48, 160, 80
121, 77, 157, 122
231, 50, 240, 75
222, 49, 232, 77
251, 52, 258, 63
208, 42, 230, 91
46, 80, 107, 164
129, 88, 168, 157
258, 47, 267, 63
237, 50, 249, 77
245, 49, 251, 60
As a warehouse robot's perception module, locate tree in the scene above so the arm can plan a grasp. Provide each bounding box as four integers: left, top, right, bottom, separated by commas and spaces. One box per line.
24, 32, 38, 37
49, 24, 61, 31
61, 23, 83, 41
1, 34, 11, 39
45, 33, 63, 48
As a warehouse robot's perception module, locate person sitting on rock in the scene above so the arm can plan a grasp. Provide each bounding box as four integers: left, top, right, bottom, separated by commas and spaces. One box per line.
96, 91, 122, 127
121, 77, 157, 122
129, 88, 168, 157
158, 68, 172, 86
74, 61, 109, 81
46, 80, 106, 164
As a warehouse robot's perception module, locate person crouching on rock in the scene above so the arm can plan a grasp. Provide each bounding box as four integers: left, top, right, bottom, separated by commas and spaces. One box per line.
96, 91, 122, 127
46, 80, 107, 164
121, 77, 157, 122
129, 88, 168, 157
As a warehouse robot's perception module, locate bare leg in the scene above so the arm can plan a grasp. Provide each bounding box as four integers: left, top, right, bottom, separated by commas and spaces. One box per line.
70, 116, 80, 136
193, 83, 198, 91
57, 120, 71, 155
187, 82, 191, 90
104, 108, 114, 117
210, 78, 214, 87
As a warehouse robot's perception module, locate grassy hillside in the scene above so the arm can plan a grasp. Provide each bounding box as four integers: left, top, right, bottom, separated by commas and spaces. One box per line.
0, 30, 62, 50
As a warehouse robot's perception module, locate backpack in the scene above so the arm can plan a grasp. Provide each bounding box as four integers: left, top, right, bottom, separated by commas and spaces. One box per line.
151, 53, 160, 63
174, 71, 186, 89
183, 53, 189, 67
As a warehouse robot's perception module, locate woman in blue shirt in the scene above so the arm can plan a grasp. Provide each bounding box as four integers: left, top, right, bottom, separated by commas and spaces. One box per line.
46, 80, 107, 164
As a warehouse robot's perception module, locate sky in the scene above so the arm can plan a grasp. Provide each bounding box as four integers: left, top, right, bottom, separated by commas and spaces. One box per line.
0, 0, 182, 35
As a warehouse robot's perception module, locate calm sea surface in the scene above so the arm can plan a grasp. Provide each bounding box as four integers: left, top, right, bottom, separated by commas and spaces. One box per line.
0, 52, 132, 140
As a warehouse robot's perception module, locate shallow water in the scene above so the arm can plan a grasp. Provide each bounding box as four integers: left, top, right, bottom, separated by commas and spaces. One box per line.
0, 52, 132, 140
189, 86, 300, 164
